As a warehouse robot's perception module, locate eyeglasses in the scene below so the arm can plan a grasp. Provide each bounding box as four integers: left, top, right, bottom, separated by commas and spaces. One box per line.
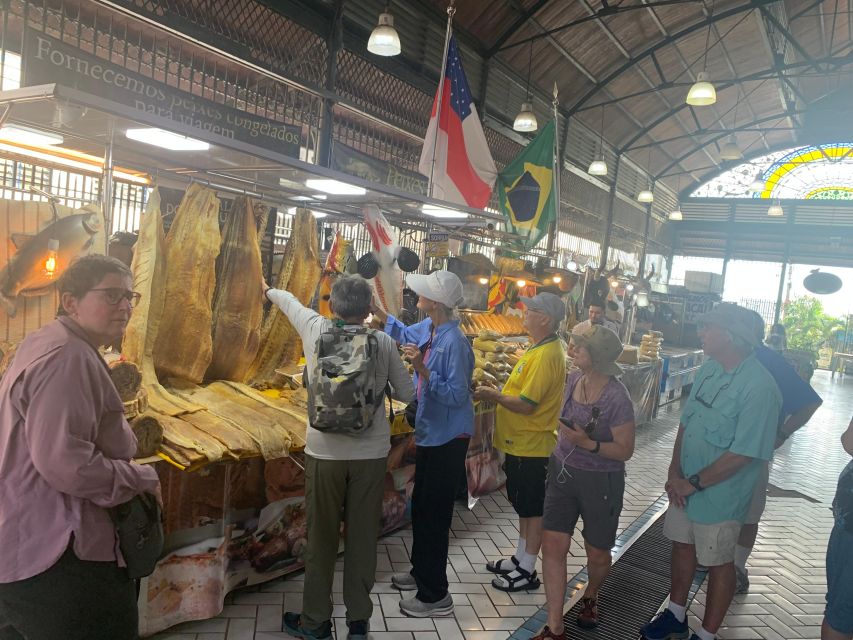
694, 376, 730, 409
89, 288, 143, 307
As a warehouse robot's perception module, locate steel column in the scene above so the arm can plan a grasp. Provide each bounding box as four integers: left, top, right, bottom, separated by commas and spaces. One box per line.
317, 0, 344, 168
598, 155, 621, 270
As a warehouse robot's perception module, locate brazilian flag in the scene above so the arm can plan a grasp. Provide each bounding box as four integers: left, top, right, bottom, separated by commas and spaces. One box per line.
497, 120, 556, 250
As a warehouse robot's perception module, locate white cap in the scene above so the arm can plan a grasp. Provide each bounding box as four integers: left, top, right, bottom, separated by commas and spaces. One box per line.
406, 270, 464, 309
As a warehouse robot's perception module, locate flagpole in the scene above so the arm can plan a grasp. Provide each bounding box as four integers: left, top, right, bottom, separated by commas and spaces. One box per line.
546, 82, 560, 257
428, 1, 456, 198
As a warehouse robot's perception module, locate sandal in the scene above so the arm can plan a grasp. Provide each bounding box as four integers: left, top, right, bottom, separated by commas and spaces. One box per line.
531, 625, 566, 640
485, 555, 519, 574
491, 567, 541, 592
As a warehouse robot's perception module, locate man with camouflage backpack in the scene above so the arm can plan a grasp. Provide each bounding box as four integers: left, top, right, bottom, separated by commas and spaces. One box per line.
263, 275, 414, 640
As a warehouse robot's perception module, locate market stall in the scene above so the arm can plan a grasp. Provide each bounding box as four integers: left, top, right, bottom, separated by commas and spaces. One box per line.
0, 83, 514, 636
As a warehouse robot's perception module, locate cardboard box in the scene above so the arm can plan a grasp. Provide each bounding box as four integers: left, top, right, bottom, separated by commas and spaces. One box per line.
685, 270, 724, 294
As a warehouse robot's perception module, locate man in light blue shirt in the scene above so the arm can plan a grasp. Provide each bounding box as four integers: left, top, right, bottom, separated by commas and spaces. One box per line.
643, 303, 781, 640
372, 270, 474, 618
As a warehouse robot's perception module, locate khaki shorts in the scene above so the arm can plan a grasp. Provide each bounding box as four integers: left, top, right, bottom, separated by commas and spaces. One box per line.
744, 461, 771, 525
663, 505, 740, 567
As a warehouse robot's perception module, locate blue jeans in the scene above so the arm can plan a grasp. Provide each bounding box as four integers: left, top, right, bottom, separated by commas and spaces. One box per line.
826, 522, 853, 635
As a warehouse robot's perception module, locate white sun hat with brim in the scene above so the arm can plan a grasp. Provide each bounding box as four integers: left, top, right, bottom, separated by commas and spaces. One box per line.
406, 271, 464, 309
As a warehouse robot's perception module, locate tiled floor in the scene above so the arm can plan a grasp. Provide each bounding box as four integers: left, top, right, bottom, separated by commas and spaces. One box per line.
152, 370, 852, 640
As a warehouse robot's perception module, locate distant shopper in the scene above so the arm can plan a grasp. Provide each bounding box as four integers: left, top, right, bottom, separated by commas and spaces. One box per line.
572, 298, 619, 335
474, 293, 567, 592
269, 275, 415, 640
735, 309, 822, 593
822, 415, 853, 640
0, 255, 160, 640
533, 325, 635, 639
766, 323, 787, 351
642, 303, 781, 640
374, 270, 474, 617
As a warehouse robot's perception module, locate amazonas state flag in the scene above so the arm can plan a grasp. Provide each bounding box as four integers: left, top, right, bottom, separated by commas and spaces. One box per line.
497, 120, 556, 249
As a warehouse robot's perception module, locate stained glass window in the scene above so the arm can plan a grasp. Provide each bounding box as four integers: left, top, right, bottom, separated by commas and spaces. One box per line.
691, 142, 853, 199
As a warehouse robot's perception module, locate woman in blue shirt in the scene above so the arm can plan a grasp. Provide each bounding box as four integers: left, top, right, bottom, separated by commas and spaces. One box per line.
374, 270, 474, 617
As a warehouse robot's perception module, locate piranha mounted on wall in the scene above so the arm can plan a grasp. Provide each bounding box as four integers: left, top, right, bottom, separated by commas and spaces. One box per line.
0, 210, 103, 317
357, 205, 420, 317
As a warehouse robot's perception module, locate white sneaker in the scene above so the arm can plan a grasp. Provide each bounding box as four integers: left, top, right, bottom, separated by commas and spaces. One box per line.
735, 567, 750, 594
399, 593, 454, 617
391, 572, 417, 591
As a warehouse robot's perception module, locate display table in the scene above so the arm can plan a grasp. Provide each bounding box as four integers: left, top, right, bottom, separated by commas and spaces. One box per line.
659, 348, 705, 406
619, 360, 663, 425
138, 405, 504, 637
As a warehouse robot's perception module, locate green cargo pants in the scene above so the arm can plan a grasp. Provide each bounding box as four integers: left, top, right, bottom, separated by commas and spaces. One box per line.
301, 454, 387, 628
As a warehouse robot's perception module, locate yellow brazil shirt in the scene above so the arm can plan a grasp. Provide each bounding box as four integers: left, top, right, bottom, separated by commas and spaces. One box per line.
494, 335, 567, 458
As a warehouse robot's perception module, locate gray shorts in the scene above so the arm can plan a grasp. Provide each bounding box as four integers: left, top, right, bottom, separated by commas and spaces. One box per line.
542, 455, 625, 550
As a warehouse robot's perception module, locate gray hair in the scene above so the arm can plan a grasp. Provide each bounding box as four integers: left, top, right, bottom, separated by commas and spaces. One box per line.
725, 329, 754, 356
437, 302, 459, 321
329, 274, 373, 320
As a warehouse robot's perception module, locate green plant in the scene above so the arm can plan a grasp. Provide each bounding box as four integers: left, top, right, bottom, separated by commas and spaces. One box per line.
781, 296, 844, 360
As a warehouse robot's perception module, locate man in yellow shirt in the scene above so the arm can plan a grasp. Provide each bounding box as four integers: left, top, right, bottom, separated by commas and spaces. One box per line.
474, 292, 567, 593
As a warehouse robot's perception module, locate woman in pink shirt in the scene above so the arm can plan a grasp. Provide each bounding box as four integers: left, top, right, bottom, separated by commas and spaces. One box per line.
0, 255, 160, 640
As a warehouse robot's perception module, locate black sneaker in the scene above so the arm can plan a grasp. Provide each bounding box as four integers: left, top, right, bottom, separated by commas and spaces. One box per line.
347, 620, 369, 640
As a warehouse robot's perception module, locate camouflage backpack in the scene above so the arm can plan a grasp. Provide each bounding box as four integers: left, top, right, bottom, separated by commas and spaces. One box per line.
307, 325, 382, 434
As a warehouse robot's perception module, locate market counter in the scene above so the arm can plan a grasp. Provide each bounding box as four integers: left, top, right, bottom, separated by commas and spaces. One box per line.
137, 402, 504, 636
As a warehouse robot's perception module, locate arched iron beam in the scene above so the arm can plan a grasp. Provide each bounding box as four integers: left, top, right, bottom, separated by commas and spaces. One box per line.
652, 111, 806, 183
486, 0, 554, 57
565, 0, 781, 117
619, 50, 853, 156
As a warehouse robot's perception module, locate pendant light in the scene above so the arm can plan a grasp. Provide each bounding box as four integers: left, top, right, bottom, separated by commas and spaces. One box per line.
514, 41, 538, 132
637, 147, 654, 202
749, 173, 766, 193
588, 105, 608, 176
669, 176, 683, 220
686, 4, 717, 106
767, 199, 784, 216
720, 135, 742, 160
367, 8, 401, 56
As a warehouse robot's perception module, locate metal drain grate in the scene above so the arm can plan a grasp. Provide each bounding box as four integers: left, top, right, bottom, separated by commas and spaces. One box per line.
562, 514, 707, 640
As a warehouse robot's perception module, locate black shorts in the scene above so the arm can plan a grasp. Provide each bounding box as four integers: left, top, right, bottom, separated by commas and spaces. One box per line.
542, 455, 625, 550
504, 453, 549, 518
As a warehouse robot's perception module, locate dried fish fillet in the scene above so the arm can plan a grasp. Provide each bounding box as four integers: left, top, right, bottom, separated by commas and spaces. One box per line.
122, 188, 203, 416
206, 197, 265, 382
248, 209, 320, 385
154, 184, 221, 384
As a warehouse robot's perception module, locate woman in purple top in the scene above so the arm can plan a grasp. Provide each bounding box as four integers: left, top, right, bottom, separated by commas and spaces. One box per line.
0, 255, 160, 640
532, 325, 636, 640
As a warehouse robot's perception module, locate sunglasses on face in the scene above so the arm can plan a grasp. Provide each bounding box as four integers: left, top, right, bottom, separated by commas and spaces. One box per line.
89, 288, 143, 307
694, 376, 731, 409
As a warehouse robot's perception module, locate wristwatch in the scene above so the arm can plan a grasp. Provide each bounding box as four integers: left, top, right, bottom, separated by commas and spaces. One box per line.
688, 474, 704, 492
590, 441, 601, 454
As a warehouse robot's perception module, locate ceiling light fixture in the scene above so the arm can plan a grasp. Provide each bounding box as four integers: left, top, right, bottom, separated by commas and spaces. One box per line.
0, 124, 64, 146
125, 128, 209, 151
514, 41, 538, 132
626, 283, 634, 291
636, 291, 650, 307
567, 259, 578, 271
367, 9, 401, 56
516, 279, 527, 288
552, 275, 562, 284
749, 173, 765, 193
719, 135, 742, 161
668, 208, 683, 221
422, 204, 468, 218
588, 104, 608, 176
311, 210, 328, 219
305, 179, 367, 195
767, 200, 784, 217
637, 189, 654, 203
686, 5, 717, 107
478, 277, 489, 285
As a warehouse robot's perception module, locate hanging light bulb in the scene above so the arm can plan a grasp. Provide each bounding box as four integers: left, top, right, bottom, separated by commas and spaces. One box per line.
637, 189, 654, 203
626, 283, 635, 292
552, 275, 562, 284
367, 9, 401, 56
588, 159, 608, 176
767, 200, 784, 217
749, 173, 766, 193
719, 135, 742, 160
669, 208, 683, 221
567, 259, 578, 271
513, 102, 538, 132
478, 277, 489, 285
516, 279, 527, 288
514, 41, 538, 132
44, 238, 59, 278
610, 278, 619, 288
686, 72, 717, 106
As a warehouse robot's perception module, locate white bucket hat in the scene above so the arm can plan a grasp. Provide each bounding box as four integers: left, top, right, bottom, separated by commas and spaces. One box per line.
406, 270, 464, 309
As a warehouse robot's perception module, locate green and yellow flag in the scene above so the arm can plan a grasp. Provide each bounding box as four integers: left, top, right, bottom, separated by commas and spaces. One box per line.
497, 120, 556, 250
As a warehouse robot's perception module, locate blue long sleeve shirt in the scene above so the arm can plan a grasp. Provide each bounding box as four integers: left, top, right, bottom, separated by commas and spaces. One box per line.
384, 315, 475, 447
